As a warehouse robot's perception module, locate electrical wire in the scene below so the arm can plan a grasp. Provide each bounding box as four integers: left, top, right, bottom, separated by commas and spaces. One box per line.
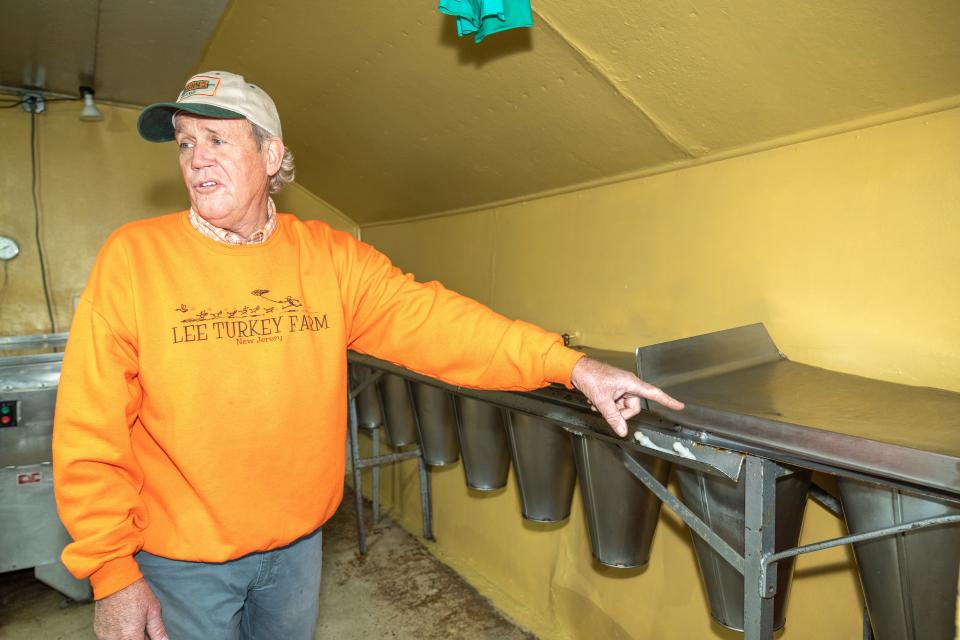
29, 104, 57, 333
0, 261, 8, 300
0, 260, 9, 332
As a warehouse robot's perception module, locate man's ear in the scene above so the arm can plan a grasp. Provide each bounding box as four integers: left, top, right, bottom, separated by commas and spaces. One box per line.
264, 137, 284, 176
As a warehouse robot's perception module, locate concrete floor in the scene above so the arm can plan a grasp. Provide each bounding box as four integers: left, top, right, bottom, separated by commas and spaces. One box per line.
0, 491, 534, 640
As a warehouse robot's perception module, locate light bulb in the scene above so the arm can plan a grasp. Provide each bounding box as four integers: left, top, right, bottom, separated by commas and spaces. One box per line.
79, 88, 103, 122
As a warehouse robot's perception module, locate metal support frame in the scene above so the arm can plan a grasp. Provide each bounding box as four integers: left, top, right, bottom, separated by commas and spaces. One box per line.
809, 481, 844, 518
619, 452, 744, 574
347, 372, 434, 555
371, 423, 381, 524
618, 445, 960, 640
622, 452, 782, 638
743, 456, 778, 638
351, 371, 385, 525
762, 514, 960, 567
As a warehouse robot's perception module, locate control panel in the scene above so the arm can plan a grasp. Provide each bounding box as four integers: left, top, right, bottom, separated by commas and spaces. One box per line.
0, 400, 18, 427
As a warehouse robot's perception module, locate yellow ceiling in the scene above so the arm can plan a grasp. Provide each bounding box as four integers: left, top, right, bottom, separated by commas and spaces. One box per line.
193, 1, 960, 224
0, 0, 228, 104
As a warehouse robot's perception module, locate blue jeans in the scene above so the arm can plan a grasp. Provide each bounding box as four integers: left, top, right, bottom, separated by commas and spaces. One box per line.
136, 528, 323, 640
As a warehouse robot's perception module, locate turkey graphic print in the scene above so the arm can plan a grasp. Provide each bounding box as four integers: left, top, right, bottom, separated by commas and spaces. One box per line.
170, 289, 329, 345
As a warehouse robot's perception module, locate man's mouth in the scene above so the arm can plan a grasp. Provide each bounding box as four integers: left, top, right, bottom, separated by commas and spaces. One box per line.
195, 180, 221, 191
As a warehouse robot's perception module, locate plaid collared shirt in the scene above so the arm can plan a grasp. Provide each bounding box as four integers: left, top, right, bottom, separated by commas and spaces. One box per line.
188, 198, 278, 245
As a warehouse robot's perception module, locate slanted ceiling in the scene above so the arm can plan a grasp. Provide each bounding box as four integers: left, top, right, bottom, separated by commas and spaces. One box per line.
199, 0, 960, 224
6, 1, 960, 224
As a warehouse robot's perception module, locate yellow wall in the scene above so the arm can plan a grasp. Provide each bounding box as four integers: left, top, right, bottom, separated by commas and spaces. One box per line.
359, 107, 960, 639
0, 102, 355, 337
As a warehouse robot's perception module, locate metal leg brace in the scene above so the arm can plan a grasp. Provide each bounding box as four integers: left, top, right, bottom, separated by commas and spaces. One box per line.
347, 391, 368, 554
347, 377, 435, 555
371, 425, 381, 524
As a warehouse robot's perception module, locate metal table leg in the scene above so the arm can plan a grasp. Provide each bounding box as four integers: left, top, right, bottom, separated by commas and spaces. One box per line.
372, 425, 381, 525
419, 453, 435, 541
347, 374, 435, 554
743, 455, 777, 640
348, 392, 368, 554
406, 378, 435, 541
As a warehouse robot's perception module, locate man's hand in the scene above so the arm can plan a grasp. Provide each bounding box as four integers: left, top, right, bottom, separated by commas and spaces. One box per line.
93, 578, 168, 640
571, 356, 684, 437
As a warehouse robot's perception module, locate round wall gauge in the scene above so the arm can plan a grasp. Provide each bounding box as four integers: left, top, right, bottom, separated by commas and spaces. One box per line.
0, 236, 20, 261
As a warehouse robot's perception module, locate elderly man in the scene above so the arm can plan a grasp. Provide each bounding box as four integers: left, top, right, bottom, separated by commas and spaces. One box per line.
53, 70, 683, 640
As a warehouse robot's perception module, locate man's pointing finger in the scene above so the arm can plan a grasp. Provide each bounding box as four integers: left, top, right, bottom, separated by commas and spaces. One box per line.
630, 381, 684, 411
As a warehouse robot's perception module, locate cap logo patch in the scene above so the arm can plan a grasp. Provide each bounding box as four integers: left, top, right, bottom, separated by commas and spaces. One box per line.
178, 76, 221, 101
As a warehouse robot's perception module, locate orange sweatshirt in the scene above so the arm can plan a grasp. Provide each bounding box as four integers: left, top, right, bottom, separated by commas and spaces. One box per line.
53, 212, 583, 599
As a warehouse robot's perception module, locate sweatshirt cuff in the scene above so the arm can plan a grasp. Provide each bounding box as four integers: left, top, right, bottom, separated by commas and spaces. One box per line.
89, 555, 143, 600
544, 342, 586, 389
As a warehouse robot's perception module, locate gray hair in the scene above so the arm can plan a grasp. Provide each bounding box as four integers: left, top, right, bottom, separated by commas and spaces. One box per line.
250, 122, 295, 194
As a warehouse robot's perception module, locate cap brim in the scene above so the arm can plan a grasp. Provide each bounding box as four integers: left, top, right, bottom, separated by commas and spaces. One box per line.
137, 102, 246, 142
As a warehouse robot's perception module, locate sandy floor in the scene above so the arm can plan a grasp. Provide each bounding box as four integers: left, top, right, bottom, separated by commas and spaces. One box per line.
0, 490, 534, 640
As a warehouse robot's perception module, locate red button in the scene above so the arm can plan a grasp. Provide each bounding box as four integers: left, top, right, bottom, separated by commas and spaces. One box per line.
1, 416, 10, 425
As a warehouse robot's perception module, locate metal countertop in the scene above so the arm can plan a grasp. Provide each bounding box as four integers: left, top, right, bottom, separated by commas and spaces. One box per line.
639, 324, 960, 497
352, 324, 960, 498
663, 360, 959, 458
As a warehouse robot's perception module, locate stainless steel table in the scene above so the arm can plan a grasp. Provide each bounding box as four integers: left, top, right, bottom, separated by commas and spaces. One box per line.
641, 323, 959, 498
348, 323, 960, 640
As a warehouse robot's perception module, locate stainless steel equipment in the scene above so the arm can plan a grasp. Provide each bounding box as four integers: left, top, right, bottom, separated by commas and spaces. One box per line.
638, 324, 960, 639
411, 382, 460, 466
674, 466, 810, 631
0, 333, 91, 601
838, 478, 960, 640
635, 326, 811, 630
379, 373, 419, 447
348, 321, 960, 640
641, 323, 958, 497
453, 397, 510, 490
573, 435, 669, 567
350, 364, 383, 430
506, 412, 577, 522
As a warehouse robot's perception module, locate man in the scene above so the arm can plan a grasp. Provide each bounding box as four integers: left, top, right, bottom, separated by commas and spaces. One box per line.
53, 70, 683, 640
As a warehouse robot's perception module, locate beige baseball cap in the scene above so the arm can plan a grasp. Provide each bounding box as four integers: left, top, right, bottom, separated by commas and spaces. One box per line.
137, 70, 282, 142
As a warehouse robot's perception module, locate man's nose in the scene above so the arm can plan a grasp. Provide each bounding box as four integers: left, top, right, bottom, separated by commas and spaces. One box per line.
191, 143, 215, 170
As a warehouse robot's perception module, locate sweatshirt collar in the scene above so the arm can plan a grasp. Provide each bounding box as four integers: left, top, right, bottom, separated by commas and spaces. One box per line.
188, 198, 277, 245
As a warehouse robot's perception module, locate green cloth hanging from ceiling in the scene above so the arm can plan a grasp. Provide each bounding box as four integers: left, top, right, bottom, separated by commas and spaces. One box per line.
438, 0, 533, 43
